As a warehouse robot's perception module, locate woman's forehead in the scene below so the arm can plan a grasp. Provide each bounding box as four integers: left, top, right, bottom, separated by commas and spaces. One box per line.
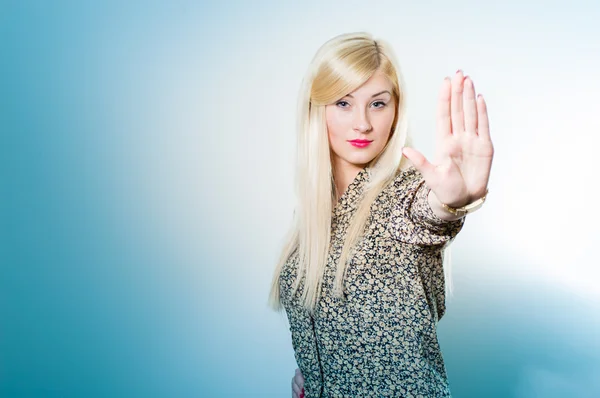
344, 71, 393, 98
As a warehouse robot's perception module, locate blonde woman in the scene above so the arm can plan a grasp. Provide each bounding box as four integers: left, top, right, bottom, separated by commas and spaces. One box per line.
269, 32, 493, 397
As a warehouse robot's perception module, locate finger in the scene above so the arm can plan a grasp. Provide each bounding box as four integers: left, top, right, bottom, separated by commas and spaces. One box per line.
292, 376, 301, 396
450, 70, 465, 135
402, 147, 436, 183
292, 378, 302, 392
476, 94, 491, 141
295, 368, 305, 384
463, 76, 477, 135
436, 77, 451, 140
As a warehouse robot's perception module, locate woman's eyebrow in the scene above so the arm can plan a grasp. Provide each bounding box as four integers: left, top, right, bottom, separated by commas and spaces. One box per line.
344, 90, 392, 99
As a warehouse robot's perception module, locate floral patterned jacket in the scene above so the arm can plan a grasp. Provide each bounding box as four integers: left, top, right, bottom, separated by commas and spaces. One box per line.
279, 166, 465, 397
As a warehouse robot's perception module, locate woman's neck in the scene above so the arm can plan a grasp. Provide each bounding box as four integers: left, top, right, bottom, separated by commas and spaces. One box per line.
332, 158, 364, 202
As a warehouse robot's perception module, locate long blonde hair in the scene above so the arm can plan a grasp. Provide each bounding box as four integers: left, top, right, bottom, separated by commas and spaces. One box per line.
268, 32, 413, 314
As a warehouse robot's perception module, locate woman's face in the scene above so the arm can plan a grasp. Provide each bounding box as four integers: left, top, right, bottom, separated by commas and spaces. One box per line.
325, 69, 396, 170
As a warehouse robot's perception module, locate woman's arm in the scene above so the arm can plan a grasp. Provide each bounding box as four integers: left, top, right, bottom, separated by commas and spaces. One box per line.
285, 305, 322, 397
389, 171, 465, 246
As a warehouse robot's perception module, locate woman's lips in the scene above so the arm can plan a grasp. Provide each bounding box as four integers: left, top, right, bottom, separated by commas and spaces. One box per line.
348, 139, 373, 148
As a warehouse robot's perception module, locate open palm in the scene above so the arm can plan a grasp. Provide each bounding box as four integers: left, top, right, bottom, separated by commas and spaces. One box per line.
403, 70, 494, 208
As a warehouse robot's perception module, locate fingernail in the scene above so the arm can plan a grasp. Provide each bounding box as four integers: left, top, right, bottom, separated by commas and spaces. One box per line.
456, 69, 462, 74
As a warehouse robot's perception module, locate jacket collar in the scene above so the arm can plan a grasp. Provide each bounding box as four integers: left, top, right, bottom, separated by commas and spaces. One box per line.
332, 166, 370, 217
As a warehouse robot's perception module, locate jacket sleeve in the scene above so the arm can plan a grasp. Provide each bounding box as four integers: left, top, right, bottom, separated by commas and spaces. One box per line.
388, 167, 466, 246
285, 304, 323, 397
279, 256, 323, 398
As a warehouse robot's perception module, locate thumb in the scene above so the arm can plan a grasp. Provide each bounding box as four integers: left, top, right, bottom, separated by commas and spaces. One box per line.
402, 147, 436, 183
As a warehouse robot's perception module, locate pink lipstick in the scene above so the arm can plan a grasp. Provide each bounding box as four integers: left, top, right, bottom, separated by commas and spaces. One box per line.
348, 139, 373, 148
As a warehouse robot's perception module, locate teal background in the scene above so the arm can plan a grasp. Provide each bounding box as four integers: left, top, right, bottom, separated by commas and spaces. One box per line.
1, 1, 599, 397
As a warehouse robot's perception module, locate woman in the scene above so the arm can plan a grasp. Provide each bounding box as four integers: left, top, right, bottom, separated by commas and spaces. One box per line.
269, 32, 493, 397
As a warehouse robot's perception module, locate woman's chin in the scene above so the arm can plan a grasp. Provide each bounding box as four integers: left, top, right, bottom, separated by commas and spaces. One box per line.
344, 156, 376, 168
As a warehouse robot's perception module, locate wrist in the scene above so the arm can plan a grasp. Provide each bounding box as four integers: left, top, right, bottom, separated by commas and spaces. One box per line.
438, 190, 489, 218
428, 190, 466, 221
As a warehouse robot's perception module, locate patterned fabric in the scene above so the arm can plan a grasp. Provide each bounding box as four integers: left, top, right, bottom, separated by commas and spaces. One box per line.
279, 166, 466, 397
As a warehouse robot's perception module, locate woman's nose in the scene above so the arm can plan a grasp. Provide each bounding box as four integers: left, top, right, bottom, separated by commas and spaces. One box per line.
353, 110, 372, 133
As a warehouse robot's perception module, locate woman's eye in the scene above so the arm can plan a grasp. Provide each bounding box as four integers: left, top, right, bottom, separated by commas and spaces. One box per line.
372, 101, 386, 108
336, 101, 350, 108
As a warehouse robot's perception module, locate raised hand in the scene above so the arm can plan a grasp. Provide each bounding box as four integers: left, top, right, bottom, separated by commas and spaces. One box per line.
402, 70, 494, 209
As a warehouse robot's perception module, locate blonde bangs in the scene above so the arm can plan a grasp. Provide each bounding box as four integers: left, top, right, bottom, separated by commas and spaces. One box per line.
311, 42, 381, 105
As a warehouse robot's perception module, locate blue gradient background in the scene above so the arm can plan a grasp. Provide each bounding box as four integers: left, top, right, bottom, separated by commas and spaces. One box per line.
1, 1, 599, 397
